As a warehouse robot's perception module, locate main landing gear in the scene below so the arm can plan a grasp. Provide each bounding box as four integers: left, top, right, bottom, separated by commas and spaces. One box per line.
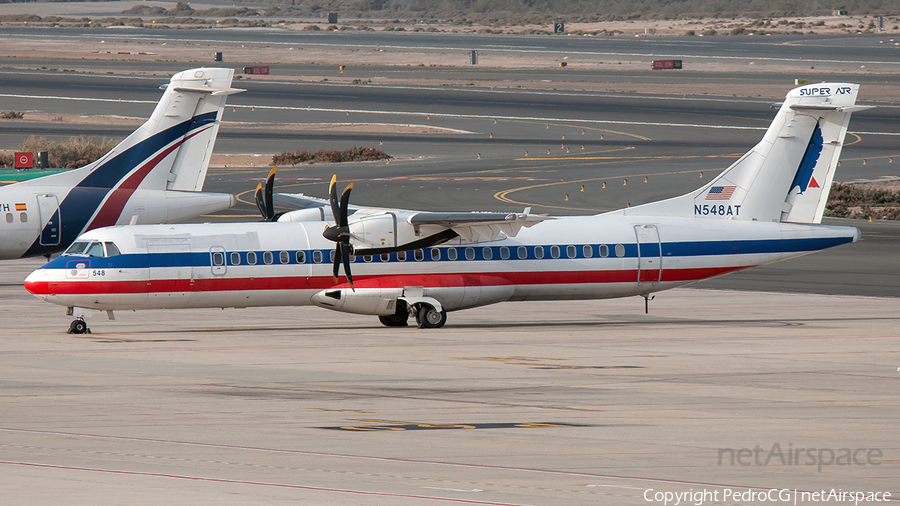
377, 302, 447, 329
67, 318, 91, 334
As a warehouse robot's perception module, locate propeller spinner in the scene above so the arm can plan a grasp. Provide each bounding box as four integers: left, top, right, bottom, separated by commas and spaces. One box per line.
322, 175, 355, 290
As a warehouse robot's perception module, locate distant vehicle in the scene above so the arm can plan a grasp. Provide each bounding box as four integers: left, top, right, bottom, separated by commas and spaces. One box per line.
0, 68, 242, 260
25, 83, 869, 333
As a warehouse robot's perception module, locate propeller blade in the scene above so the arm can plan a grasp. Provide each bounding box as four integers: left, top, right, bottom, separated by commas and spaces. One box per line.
264, 167, 276, 220
339, 183, 353, 228
332, 244, 341, 283
328, 175, 340, 223
340, 242, 354, 291
254, 182, 267, 219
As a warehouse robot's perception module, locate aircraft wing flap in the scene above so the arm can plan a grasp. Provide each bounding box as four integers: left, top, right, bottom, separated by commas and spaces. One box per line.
172, 86, 246, 96
412, 212, 552, 242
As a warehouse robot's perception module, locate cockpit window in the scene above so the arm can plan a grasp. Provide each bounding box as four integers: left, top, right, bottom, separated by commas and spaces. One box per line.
85, 242, 105, 257
64, 241, 90, 256
105, 242, 121, 257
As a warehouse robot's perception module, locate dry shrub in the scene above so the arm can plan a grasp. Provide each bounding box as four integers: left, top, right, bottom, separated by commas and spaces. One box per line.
1, 111, 24, 119
272, 146, 392, 165
20, 135, 120, 169
826, 182, 900, 220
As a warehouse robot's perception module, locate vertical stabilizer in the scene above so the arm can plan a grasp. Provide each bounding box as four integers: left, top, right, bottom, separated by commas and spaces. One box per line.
624, 83, 869, 223
163, 68, 245, 191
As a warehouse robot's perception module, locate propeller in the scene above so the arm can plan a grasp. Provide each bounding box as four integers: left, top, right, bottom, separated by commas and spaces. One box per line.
255, 167, 277, 221
322, 175, 354, 290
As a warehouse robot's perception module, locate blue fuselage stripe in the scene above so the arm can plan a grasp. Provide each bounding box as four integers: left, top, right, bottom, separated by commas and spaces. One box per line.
42, 236, 853, 271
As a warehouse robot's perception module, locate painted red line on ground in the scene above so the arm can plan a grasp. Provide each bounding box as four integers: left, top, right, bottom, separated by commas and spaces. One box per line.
3, 427, 882, 498
0, 461, 528, 505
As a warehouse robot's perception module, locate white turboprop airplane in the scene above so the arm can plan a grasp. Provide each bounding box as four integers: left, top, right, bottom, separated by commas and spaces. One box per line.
0, 67, 241, 260
25, 82, 868, 333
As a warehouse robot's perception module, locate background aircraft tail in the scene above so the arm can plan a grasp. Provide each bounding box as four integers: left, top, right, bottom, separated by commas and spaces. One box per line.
626, 83, 869, 223
83, 67, 244, 192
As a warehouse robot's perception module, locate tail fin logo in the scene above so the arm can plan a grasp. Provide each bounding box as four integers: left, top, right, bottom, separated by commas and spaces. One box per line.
789, 123, 824, 195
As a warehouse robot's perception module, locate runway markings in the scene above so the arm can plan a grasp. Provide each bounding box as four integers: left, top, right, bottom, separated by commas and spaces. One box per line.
0, 427, 838, 493
493, 168, 723, 211
0, 92, 850, 134
453, 356, 643, 370
326, 419, 587, 431
0, 460, 531, 506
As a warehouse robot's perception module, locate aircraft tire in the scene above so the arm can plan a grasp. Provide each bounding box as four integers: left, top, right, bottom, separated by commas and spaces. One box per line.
415, 304, 447, 329
69, 319, 88, 334
378, 313, 409, 327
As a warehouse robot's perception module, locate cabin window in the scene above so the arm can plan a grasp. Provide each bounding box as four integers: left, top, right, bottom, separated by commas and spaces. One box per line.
280, 251, 290, 264
465, 247, 475, 260
20, 212, 27, 223
517, 246, 527, 259
85, 242, 105, 257
482, 247, 493, 260
615, 244, 625, 257
599, 245, 609, 258
65, 241, 89, 255
534, 246, 544, 259
567, 245, 577, 258
550, 245, 560, 259
231, 252, 240, 265
380, 253, 389, 262
500, 247, 510, 260
364, 255, 373, 262
247, 251, 257, 265
397, 251, 407, 261
447, 248, 458, 261
263, 251, 273, 264
431, 248, 441, 261
313, 250, 323, 263
330, 250, 336, 263
5, 213, 12, 223
414, 249, 424, 261
583, 245, 593, 258
212, 252, 225, 266
105, 242, 121, 257
349, 254, 357, 263
295, 251, 306, 263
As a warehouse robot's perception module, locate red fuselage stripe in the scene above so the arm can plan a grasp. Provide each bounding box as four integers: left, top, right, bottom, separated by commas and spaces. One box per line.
25, 266, 750, 295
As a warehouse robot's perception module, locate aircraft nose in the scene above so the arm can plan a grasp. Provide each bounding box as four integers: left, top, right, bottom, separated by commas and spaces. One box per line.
23, 268, 49, 296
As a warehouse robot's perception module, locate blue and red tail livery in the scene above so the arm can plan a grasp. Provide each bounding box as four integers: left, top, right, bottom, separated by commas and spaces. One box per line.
0, 68, 241, 260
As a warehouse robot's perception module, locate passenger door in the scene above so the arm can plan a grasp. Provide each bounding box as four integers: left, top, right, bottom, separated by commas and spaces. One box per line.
634, 224, 662, 285
37, 194, 60, 246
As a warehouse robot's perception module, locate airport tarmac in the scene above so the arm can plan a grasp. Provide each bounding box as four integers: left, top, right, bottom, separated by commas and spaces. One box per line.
0, 258, 897, 505
1, 30, 898, 504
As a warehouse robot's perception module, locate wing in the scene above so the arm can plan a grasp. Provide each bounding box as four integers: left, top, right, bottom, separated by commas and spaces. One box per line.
273, 193, 551, 252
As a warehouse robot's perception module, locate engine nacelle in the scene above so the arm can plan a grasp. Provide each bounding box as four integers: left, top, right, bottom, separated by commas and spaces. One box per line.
311, 287, 404, 315
277, 207, 328, 222
348, 213, 401, 250
347, 212, 451, 254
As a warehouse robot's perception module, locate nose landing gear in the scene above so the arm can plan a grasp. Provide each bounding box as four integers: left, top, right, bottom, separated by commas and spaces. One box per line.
67, 318, 91, 334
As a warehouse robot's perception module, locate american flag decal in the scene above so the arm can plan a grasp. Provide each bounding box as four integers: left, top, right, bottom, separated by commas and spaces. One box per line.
706, 186, 736, 201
